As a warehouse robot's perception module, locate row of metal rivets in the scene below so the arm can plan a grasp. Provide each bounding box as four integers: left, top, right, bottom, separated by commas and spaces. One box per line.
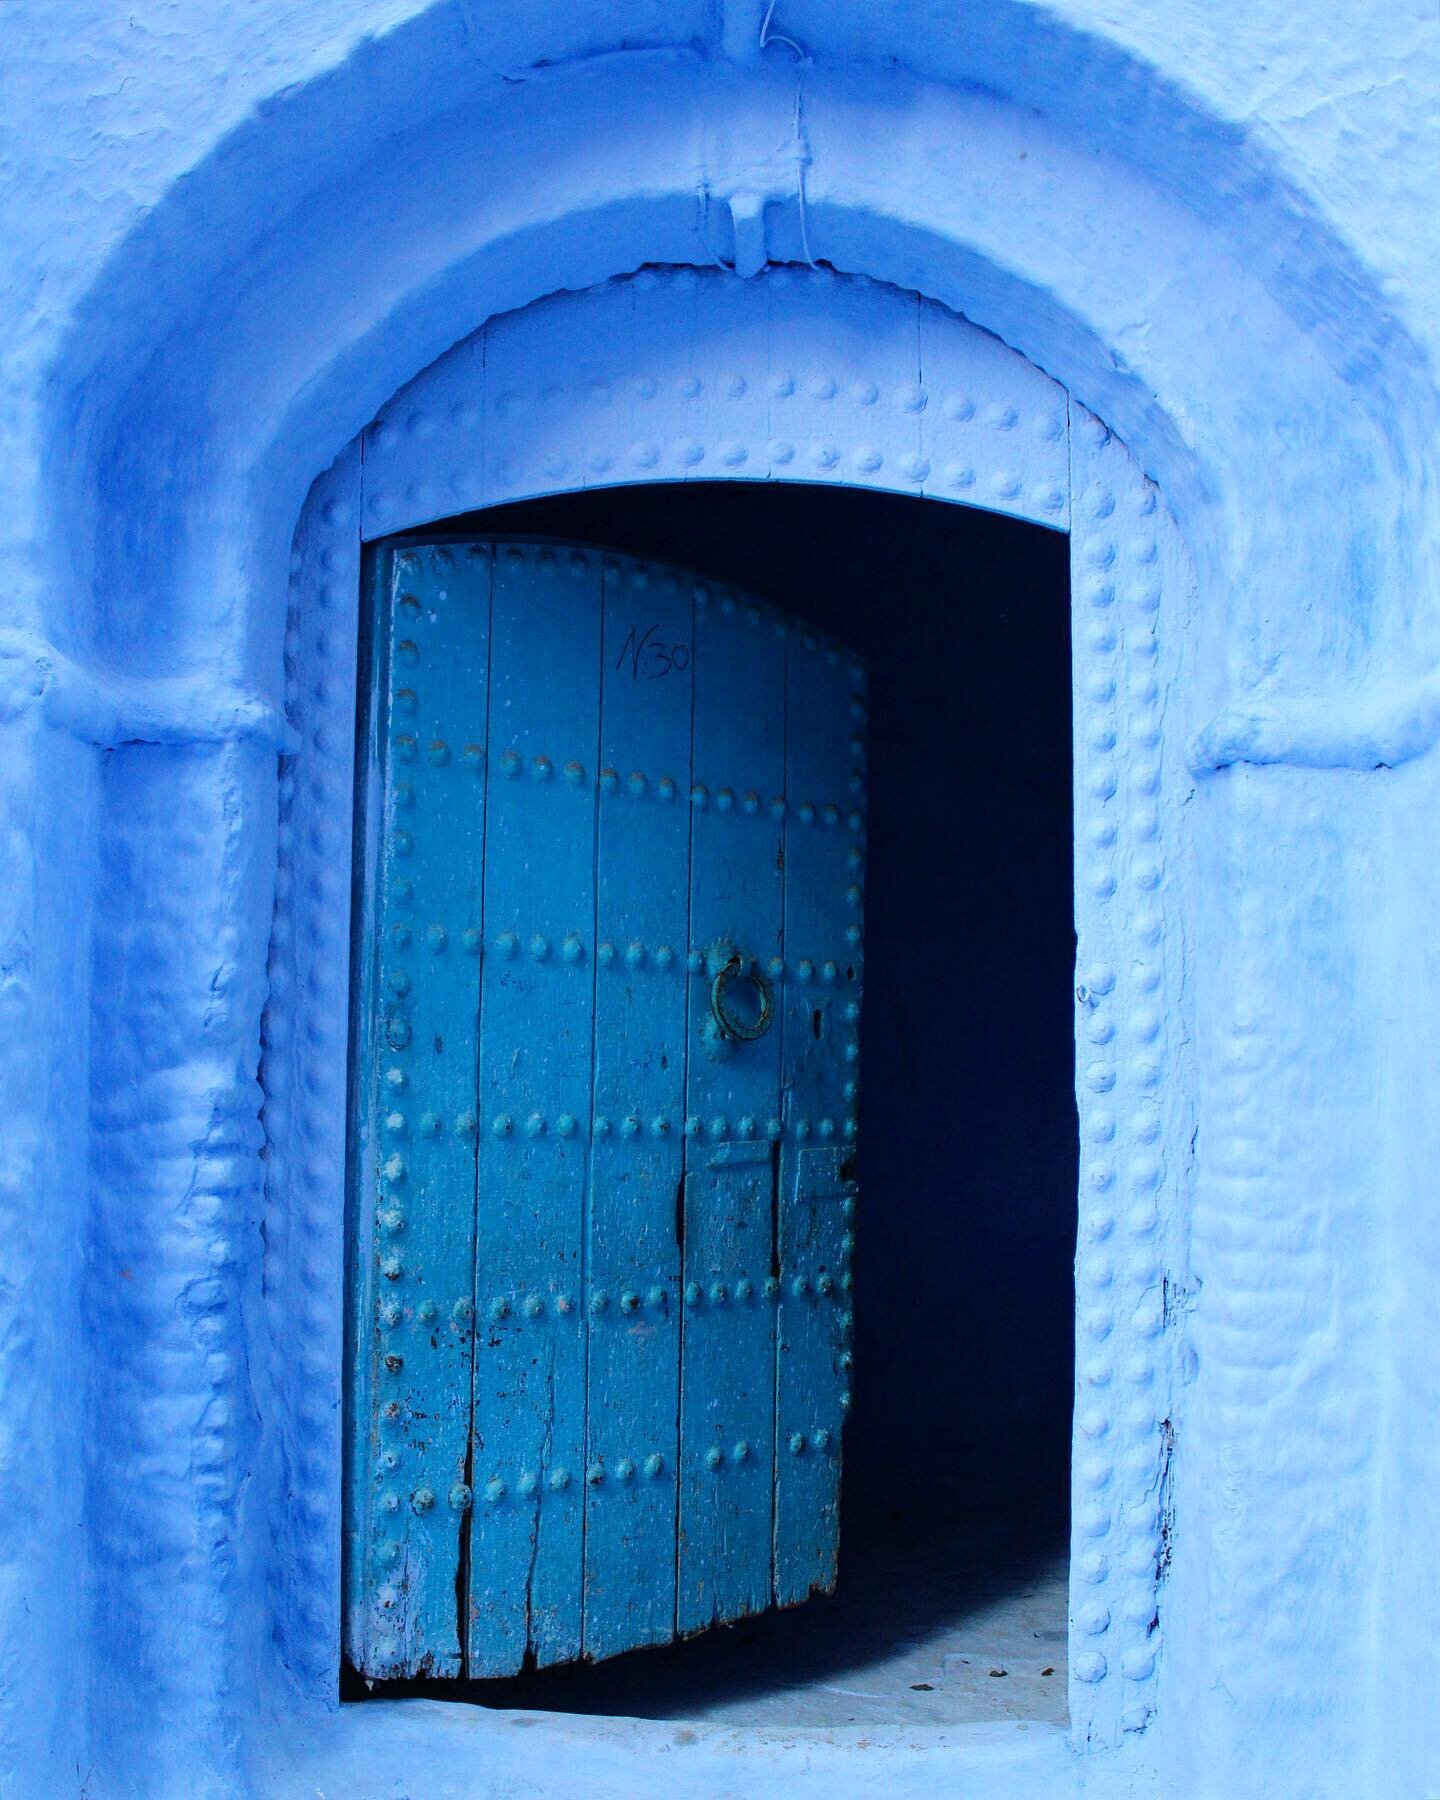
380, 914, 480, 953
390, 738, 866, 824
480, 938, 865, 978
785, 1426, 840, 1455
472, 1453, 668, 1503
381, 1425, 846, 1519
379, 930, 866, 972
374, 1096, 860, 1135
477, 1112, 860, 1142
390, 734, 481, 767
682, 1269, 855, 1306
393, 545, 472, 568
377, 1295, 478, 1328
376, 1261, 855, 1322
691, 1430, 842, 1465
374, 1087, 867, 1159
689, 787, 863, 829
385, 919, 474, 962
374, 1481, 473, 1521
380, 911, 864, 957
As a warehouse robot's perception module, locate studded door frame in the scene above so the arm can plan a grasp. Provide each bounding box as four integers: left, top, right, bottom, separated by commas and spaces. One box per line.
262, 265, 1194, 1750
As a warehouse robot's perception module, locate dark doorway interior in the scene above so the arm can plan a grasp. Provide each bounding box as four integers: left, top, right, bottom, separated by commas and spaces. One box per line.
347, 481, 1075, 1725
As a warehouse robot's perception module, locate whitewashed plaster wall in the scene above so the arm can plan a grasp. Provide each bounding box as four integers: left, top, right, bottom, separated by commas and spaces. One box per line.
0, 4, 1436, 1797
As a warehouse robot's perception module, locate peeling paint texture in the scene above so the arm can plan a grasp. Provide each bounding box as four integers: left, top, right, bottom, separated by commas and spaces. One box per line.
1, 4, 1436, 1797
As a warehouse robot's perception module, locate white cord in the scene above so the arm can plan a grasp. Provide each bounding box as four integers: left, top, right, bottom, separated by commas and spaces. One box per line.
794, 79, 818, 270
706, 4, 819, 275
696, 184, 738, 272
759, 0, 808, 61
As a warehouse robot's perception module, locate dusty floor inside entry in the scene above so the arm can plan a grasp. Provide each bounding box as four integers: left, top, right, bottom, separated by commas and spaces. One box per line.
346, 482, 1077, 1727
382, 1501, 1069, 1728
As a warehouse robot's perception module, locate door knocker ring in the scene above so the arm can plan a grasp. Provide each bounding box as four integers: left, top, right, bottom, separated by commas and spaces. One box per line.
709, 953, 775, 1044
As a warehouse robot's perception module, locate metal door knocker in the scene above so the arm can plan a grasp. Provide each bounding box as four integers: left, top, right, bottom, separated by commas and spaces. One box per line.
709, 951, 775, 1044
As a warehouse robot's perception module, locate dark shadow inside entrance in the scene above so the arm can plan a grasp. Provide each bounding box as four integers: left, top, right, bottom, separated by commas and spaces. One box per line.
345, 481, 1075, 1726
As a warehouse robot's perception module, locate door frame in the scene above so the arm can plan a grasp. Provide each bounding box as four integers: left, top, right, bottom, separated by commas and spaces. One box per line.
269, 264, 1195, 1747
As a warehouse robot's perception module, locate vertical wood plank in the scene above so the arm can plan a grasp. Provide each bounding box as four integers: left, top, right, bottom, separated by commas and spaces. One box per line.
581, 555, 693, 1659
467, 543, 600, 1674
774, 633, 868, 1606
346, 540, 491, 1676
678, 584, 786, 1635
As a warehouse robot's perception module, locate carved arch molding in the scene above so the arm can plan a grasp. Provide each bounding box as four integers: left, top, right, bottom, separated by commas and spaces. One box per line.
268, 265, 1193, 1747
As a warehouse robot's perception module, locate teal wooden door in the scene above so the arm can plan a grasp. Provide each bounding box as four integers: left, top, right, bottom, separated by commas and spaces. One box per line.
344, 539, 865, 1678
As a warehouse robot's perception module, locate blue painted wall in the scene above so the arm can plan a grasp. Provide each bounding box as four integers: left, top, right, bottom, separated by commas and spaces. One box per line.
2, 4, 1438, 1796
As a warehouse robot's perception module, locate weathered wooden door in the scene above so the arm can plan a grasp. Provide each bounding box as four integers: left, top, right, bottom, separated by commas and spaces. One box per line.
344, 539, 865, 1678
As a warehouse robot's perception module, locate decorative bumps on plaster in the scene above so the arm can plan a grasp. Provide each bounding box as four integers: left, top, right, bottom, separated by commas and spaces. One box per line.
1066, 402, 1192, 1742
266, 265, 1192, 1745
263, 442, 363, 1697
360, 268, 1070, 538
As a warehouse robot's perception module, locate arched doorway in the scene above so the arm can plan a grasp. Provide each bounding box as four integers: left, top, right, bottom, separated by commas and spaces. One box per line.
276, 263, 1190, 1743
344, 481, 1076, 1727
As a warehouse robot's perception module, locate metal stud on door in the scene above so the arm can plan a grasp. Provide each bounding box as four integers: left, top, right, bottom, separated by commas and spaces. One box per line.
344, 541, 867, 1677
